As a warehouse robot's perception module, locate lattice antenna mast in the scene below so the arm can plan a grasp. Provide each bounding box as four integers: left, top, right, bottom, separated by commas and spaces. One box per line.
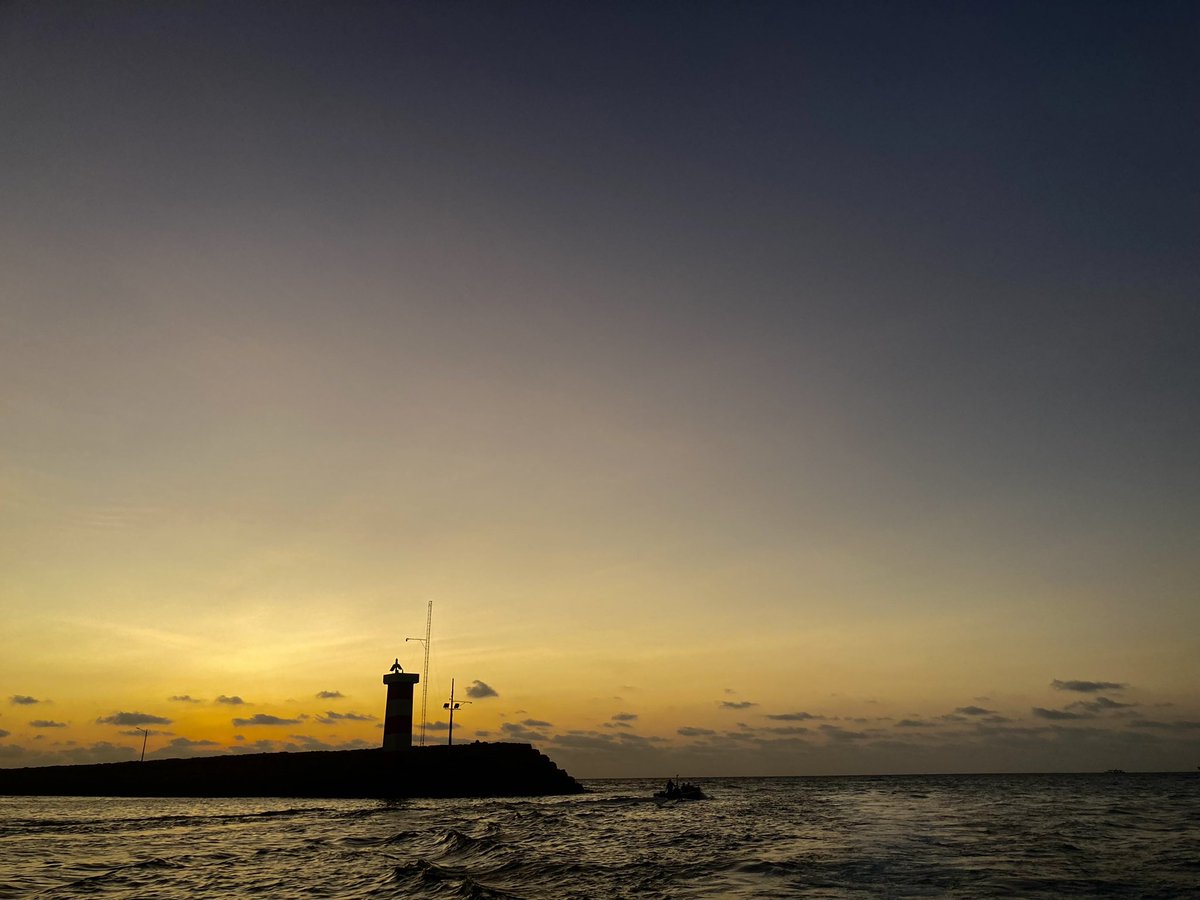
405, 600, 433, 746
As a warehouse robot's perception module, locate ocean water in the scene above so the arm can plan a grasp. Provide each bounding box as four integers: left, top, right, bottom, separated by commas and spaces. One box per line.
1, 773, 1197, 897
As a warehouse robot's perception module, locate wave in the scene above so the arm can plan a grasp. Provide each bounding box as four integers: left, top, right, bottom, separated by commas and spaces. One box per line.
386, 859, 523, 899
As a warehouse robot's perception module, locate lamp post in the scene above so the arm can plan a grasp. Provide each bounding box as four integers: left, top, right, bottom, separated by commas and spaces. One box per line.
136, 727, 149, 762
443, 678, 471, 746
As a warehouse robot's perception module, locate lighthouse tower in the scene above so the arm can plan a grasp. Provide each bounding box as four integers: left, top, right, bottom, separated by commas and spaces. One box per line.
382, 660, 420, 751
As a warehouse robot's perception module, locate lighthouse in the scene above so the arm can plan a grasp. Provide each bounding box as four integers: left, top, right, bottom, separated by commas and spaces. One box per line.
382, 659, 420, 751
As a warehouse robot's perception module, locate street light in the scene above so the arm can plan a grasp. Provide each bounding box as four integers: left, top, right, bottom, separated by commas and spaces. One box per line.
442, 678, 471, 746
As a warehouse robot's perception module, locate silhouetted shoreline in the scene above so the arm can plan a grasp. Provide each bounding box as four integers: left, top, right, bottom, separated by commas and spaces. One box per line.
0, 742, 582, 799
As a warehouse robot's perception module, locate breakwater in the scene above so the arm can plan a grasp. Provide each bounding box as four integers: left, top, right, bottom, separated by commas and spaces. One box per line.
0, 742, 582, 798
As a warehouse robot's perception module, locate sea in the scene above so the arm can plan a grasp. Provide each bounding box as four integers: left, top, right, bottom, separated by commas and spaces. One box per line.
1, 773, 1197, 898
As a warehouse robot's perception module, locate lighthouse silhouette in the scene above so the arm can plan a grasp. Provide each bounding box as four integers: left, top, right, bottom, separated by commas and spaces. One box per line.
382, 659, 420, 751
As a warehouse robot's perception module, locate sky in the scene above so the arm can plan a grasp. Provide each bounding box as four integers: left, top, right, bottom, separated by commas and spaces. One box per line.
1, 1, 1198, 778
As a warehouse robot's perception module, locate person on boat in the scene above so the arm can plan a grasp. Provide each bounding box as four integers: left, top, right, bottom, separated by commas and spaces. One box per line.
665, 778, 676, 796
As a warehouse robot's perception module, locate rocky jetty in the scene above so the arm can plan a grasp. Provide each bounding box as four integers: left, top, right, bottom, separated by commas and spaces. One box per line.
0, 742, 582, 799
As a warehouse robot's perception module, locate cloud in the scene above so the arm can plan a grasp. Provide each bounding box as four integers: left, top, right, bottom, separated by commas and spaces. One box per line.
766, 711, 819, 721
465, 681, 498, 699
1051, 680, 1127, 693
117, 729, 171, 737
96, 712, 173, 726
57, 742, 137, 764
145, 737, 224, 759
232, 714, 301, 727
29, 720, 67, 728
168, 695, 200, 703
316, 691, 344, 699
819, 724, 868, 741
551, 731, 622, 751
677, 726, 716, 737
720, 701, 757, 710
1032, 707, 1089, 721
1067, 697, 1135, 713
1128, 720, 1200, 731
9, 695, 40, 705
229, 739, 280, 754
764, 726, 809, 735
500, 722, 549, 742
284, 734, 370, 752
0, 729, 8, 738
315, 711, 376, 724
895, 719, 937, 728
611, 712, 638, 722
955, 706, 994, 716
521, 718, 552, 727
216, 695, 246, 705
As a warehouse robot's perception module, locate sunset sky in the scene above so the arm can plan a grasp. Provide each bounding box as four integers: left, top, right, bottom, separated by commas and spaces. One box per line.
2, 1, 1197, 777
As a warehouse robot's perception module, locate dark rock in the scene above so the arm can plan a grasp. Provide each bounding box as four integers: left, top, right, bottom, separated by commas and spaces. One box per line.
0, 742, 583, 798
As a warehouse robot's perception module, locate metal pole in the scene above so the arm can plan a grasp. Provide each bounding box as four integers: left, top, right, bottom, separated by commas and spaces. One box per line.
406, 599, 433, 746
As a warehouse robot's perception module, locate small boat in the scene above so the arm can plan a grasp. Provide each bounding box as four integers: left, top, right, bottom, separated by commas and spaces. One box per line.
654, 780, 707, 802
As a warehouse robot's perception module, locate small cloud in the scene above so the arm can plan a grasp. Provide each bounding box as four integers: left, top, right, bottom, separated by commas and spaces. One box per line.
677, 726, 715, 737
145, 736, 224, 759
170, 737, 219, 747
895, 719, 937, 728
316, 691, 344, 700
426, 721, 450, 731
955, 706, 994, 716
1067, 696, 1135, 713
315, 711, 377, 724
0, 729, 8, 738
117, 729, 171, 737
720, 701, 757, 710
1032, 707, 1089, 721
500, 722, 549, 741
819, 724, 867, 741
611, 712, 638, 722
216, 695, 246, 705
284, 734, 370, 752
234, 734, 245, 741
1051, 679, 1127, 693
521, 719, 552, 727
29, 720, 67, 728
228, 739, 280, 754
766, 712, 819, 721
1128, 719, 1200, 731
232, 714, 301, 727
9, 695, 40, 705
465, 680, 498, 699
57, 741, 137, 764
97, 712, 172, 726
168, 695, 201, 703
